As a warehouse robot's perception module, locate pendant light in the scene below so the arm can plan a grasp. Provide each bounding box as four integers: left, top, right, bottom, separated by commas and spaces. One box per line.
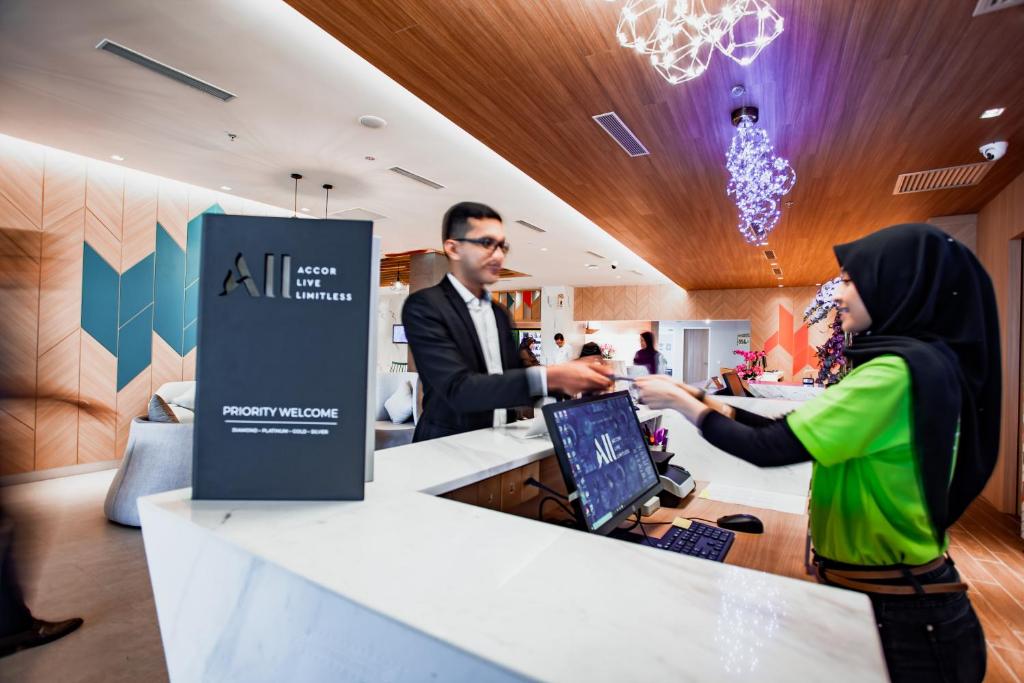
290, 173, 303, 217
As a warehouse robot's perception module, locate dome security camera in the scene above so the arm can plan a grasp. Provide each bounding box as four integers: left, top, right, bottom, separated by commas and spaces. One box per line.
610, 260, 619, 270
979, 141, 1008, 161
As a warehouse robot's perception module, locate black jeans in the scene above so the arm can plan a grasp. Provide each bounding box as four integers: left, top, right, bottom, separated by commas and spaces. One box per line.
826, 559, 986, 683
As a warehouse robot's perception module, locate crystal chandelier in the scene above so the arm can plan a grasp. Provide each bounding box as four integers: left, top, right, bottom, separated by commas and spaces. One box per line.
610, 0, 784, 84
725, 106, 796, 245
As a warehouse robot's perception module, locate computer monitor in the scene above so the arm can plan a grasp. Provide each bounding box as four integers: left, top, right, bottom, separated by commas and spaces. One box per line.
543, 392, 662, 535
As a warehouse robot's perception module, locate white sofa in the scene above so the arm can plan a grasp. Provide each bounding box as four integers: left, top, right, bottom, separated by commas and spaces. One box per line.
374, 372, 420, 450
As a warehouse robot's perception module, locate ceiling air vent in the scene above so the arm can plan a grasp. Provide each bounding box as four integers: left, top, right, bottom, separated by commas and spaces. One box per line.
592, 112, 650, 157
973, 0, 1024, 16
630, 269, 644, 276
96, 39, 236, 101
389, 166, 445, 190
771, 267, 783, 277
763, 249, 777, 260
893, 162, 993, 194
514, 219, 547, 233
585, 250, 607, 260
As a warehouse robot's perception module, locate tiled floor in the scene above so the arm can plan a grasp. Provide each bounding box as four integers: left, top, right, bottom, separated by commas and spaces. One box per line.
0, 470, 1021, 682
948, 498, 1024, 683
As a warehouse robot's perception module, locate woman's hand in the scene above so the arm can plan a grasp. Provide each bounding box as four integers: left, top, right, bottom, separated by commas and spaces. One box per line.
635, 375, 711, 424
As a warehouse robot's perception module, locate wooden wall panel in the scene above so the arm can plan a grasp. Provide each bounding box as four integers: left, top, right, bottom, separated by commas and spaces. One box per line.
116, 367, 152, 459
151, 332, 183, 393
84, 208, 121, 272
0, 408, 35, 475
182, 349, 197, 381
85, 161, 123, 240
35, 330, 80, 470
976, 170, 1024, 521
0, 135, 298, 474
78, 332, 117, 463
122, 171, 158, 270
0, 228, 40, 429
38, 208, 85, 355
157, 180, 188, 249
0, 134, 43, 231
42, 150, 87, 229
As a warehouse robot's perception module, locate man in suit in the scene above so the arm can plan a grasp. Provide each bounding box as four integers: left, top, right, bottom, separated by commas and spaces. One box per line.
402, 202, 611, 442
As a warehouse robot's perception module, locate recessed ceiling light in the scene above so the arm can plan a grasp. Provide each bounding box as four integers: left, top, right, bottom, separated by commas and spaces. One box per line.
540, 247, 548, 252
110, 154, 124, 161
615, 275, 622, 279
220, 186, 232, 191
815, 282, 821, 286
301, 208, 310, 213
778, 284, 784, 288
980, 107, 1005, 119
703, 318, 711, 324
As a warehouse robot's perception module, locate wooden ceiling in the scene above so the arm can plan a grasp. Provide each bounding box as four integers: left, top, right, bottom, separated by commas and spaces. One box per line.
380, 250, 527, 286
287, 0, 1024, 290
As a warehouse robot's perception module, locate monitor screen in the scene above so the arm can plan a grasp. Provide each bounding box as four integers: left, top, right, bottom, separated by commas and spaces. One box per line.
543, 392, 660, 534
392, 324, 408, 344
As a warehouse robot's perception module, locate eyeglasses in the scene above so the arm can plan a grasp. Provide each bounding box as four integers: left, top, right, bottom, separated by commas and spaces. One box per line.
452, 237, 511, 254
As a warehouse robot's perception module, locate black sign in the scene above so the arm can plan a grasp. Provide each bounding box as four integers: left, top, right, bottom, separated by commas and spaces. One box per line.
192, 214, 375, 500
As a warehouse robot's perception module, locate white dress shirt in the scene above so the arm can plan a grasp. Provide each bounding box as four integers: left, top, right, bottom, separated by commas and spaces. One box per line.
447, 274, 546, 427
552, 343, 573, 364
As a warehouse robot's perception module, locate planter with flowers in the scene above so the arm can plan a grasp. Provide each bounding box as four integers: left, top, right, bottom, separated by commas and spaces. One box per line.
600, 343, 616, 360
733, 349, 767, 381
803, 276, 849, 386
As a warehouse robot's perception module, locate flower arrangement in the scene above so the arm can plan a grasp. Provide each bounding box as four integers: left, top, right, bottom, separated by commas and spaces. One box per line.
600, 343, 615, 360
803, 276, 848, 385
733, 349, 767, 381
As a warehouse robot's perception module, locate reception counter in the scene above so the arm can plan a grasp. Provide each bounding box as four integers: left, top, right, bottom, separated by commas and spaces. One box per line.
138, 399, 888, 682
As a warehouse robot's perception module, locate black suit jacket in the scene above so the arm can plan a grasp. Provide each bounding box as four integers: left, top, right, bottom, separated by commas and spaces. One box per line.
401, 276, 532, 442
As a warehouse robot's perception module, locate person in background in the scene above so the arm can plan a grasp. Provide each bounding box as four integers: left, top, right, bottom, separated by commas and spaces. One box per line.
402, 202, 612, 442
578, 342, 602, 359
637, 224, 996, 683
633, 331, 666, 375
551, 333, 573, 364
518, 335, 540, 367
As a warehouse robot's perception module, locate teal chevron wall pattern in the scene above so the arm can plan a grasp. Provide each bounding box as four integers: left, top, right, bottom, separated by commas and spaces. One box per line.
81, 205, 222, 390
0, 133, 294, 475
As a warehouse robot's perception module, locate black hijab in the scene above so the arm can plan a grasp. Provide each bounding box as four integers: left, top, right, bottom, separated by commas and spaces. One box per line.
834, 224, 1001, 539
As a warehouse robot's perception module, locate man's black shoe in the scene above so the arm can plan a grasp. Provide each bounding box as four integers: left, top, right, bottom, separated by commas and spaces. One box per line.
0, 617, 84, 657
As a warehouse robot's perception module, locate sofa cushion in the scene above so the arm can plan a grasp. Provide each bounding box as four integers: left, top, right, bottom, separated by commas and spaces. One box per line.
148, 394, 179, 423
383, 380, 414, 424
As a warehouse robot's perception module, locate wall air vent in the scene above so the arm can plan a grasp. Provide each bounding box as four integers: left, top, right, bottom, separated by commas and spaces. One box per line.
389, 166, 445, 190
96, 39, 236, 101
592, 112, 650, 157
893, 162, 993, 194
973, 0, 1024, 16
763, 249, 777, 260
329, 207, 388, 222
585, 250, 607, 260
514, 219, 547, 233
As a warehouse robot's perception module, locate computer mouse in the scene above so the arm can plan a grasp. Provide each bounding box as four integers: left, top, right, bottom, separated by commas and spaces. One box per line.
716, 513, 764, 534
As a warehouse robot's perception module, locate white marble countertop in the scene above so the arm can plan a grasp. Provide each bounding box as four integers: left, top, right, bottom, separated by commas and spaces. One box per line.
140, 402, 887, 682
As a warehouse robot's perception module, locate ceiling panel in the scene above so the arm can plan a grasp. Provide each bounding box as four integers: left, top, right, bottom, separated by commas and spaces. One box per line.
286, 0, 1024, 289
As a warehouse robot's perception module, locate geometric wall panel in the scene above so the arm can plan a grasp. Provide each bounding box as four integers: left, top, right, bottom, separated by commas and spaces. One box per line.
0, 133, 313, 475
81, 204, 220, 391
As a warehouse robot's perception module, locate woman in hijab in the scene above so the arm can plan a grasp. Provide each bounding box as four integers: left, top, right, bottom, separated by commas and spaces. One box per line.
633, 331, 664, 375
637, 224, 998, 683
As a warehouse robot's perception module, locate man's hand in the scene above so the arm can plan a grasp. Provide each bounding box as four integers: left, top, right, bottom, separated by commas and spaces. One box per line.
546, 360, 614, 395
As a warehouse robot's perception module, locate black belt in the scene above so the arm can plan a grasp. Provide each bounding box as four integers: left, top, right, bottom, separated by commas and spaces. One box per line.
814, 555, 969, 596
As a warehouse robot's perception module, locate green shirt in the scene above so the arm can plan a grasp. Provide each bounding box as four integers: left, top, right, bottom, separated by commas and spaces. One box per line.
786, 355, 947, 565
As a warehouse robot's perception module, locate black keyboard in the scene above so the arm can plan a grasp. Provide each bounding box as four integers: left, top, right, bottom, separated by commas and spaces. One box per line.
642, 521, 734, 562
